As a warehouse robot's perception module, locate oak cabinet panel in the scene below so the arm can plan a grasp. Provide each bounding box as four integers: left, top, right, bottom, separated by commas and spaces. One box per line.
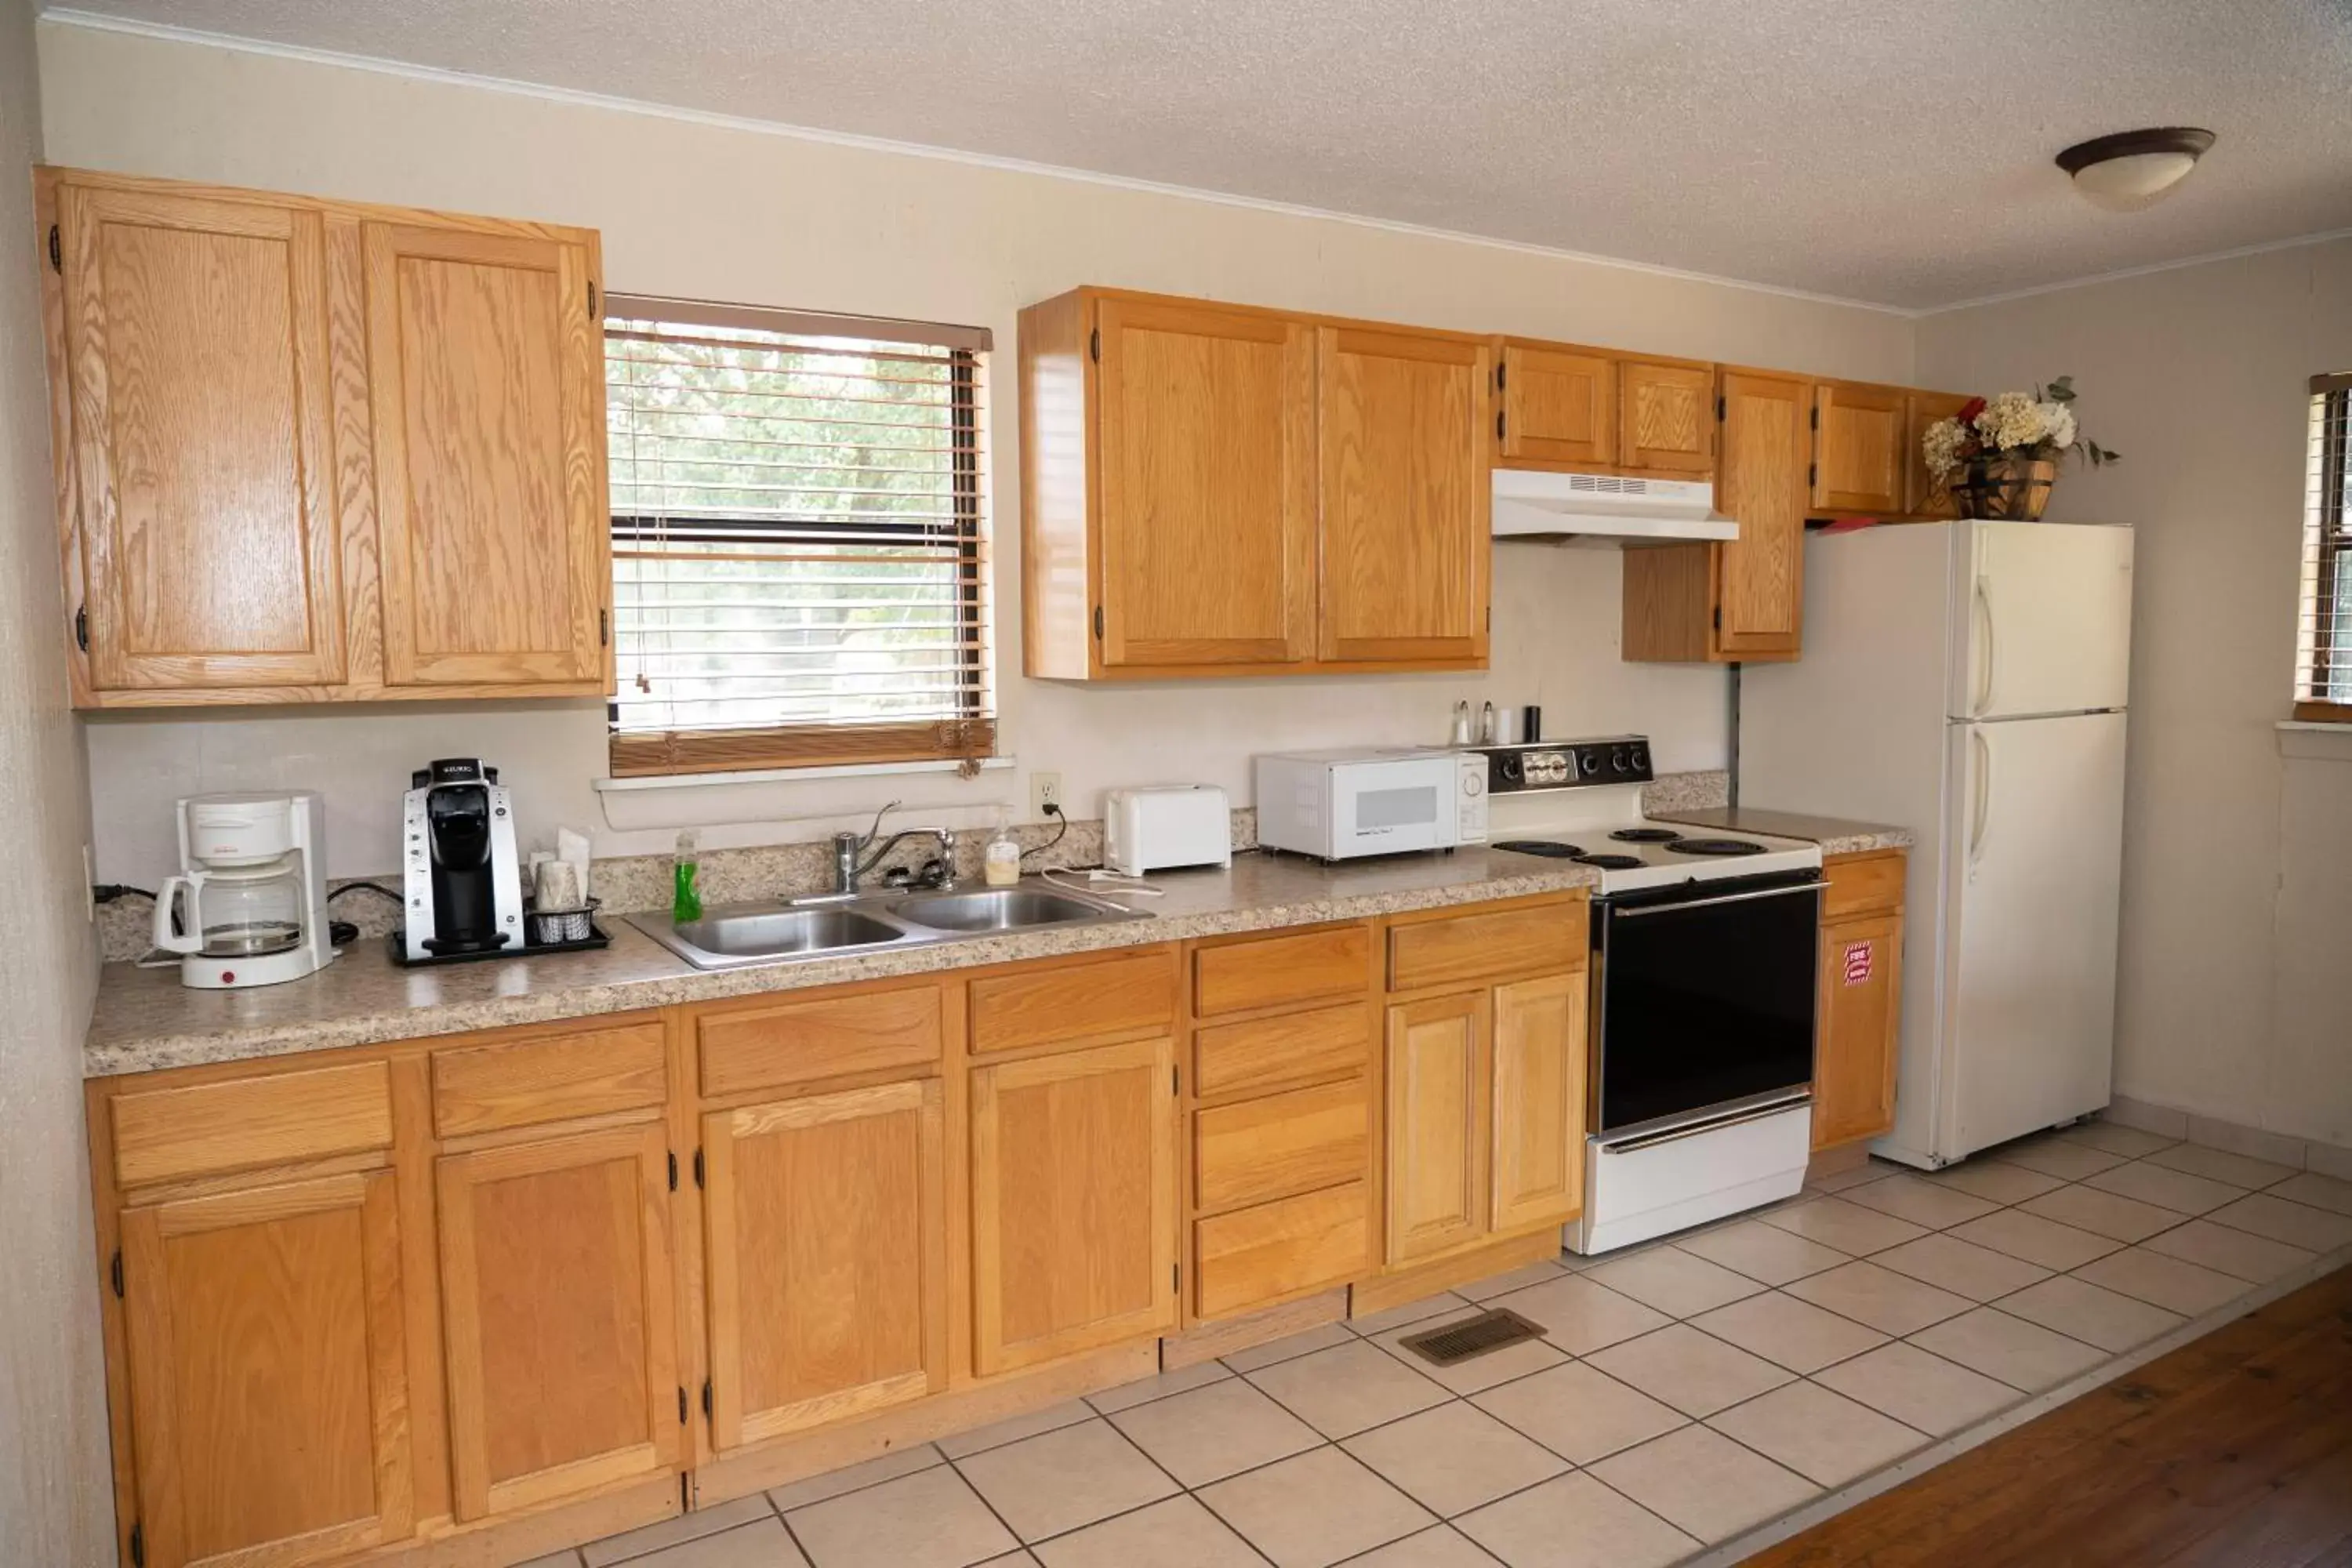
1619, 358, 1715, 476
1387, 900, 1586, 993
1192, 1182, 1371, 1321
1815, 906, 1904, 1151
1904, 390, 1976, 520
702, 1080, 946, 1448
1498, 343, 1615, 468
434, 1122, 677, 1520
1813, 381, 1907, 517
1192, 1003, 1371, 1102
1193, 1076, 1370, 1214
1383, 989, 1491, 1266
1490, 972, 1588, 1234
1192, 923, 1371, 1019
118, 1171, 413, 1568
1714, 369, 1809, 657
969, 1036, 1178, 1374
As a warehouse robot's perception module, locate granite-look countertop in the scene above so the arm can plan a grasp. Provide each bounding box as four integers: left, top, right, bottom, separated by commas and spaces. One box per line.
1650, 806, 1914, 858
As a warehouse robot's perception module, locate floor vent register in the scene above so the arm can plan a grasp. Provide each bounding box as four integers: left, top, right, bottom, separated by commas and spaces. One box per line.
1396, 1307, 1548, 1367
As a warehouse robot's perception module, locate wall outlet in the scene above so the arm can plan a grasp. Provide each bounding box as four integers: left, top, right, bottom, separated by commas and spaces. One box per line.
1029, 771, 1062, 819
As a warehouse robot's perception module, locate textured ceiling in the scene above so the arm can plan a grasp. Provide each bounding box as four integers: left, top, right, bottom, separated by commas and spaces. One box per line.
40, 0, 2352, 308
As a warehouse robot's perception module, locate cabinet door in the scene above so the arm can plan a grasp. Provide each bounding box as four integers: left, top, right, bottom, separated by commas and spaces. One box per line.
59, 181, 347, 691
1490, 973, 1588, 1234
1317, 327, 1490, 665
118, 1172, 412, 1568
1618, 359, 1714, 476
1813, 382, 1907, 516
1813, 911, 1904, 1149
435, 1123, 677, 1521
1499, 344, 1614, 468
1095, 298, 1315, 668
1384, 989, 1490, 1265
363, 221, 609, 688
1904, 390, 1975, 520
702, 1080, 946, 1449
1715, 370, 1808, 657
970, 1036, 1178, 1374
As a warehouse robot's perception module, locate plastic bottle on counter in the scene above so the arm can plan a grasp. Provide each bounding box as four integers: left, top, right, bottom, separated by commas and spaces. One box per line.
672, 829, 703, 923
983, 808, 1022, 887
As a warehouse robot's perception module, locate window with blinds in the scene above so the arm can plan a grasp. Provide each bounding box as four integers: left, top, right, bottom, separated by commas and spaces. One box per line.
604, 296, 993, 775
2296, 372, 2352, 721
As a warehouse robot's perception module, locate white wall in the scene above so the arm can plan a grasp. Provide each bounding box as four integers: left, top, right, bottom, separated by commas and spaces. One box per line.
1918, 238, 2352, 1149
0, 3, 112, 1563
34, 20, 1915, 882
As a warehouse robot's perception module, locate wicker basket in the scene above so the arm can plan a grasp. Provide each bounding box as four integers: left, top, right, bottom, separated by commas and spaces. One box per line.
1955, 455, 2057, 521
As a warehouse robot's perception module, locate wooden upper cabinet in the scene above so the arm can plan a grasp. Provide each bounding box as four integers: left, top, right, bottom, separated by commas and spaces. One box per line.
1497, 341, 1615, 468
56, 180, 347, 693
365, 223, 610, 688
1714, 368, 1809, 658
1619, 358, 1715, 476
1094, 296, 1315, 669
1318, 325, 1490, 665
1813, 381, 1907, 517
117, 1171, 414, 1568
1383, 988, 1490, 1266
1904, 390, 1975, 520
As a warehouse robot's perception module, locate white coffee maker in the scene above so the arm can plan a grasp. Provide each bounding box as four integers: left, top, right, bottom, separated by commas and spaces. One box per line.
153, 792, 337, 989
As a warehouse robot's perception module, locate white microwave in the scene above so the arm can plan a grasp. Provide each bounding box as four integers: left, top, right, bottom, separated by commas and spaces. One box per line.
1254, 748, 1488, 861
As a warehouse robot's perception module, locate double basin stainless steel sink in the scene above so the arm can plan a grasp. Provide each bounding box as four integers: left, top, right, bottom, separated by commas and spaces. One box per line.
628, 883, 1153, 971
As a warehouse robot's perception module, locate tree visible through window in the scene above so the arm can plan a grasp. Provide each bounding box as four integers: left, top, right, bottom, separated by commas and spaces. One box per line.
604, 297, 993, 775
2296, 373, 2352, 719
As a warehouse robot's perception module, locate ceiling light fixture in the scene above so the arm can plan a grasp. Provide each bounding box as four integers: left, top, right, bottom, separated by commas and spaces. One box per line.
2056, 127, 2216, 213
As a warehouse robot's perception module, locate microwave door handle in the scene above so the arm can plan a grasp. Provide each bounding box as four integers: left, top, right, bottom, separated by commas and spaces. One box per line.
1610, 880, 1830, 917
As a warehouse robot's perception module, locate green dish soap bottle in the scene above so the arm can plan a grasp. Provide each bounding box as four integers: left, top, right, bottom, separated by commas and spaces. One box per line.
673, 829, 703, 923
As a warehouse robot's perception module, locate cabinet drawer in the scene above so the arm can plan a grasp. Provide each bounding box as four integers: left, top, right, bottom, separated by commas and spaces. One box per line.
111, 1059, 394, 1189
432, 1022, 667, 1137
1824, 851, 1906, 920
968, 948, 1177, 1055
1193, 1003, 1370, 1100
699, 985, 943, 1099
1192, 925, 1370, 1018
1387, 900, 1585, 992
1194, 1078, 1368, 1214
1192, 1182, 1372, 1321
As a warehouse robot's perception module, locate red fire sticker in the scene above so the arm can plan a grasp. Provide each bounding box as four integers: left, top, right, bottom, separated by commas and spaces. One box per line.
1842, 941, 1874, 986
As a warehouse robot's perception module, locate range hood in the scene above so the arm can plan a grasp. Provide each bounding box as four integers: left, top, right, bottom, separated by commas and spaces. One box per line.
1492, 469, 1738, 544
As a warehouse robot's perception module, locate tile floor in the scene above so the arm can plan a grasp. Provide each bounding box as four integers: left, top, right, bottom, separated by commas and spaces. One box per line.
529, 1127, 2352, 1568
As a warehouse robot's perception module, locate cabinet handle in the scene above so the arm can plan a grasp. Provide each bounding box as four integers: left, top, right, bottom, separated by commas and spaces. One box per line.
48, 223, 61, 274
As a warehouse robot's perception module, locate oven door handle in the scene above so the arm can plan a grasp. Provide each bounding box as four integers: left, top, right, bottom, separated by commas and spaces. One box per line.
1608, 879, 1829, 918
1601, 1092, 1814, 1155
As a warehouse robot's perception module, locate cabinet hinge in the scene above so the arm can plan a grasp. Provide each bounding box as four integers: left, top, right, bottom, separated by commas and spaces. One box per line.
1171, 1064, 1180, 1097
1712, 605, 1722, 631
1808, 463, 1817, 487
110, 1250, 123, 1299
1715, 394, 1726, 422
48, 223, 61, 274
677, 1386, 688, 1425
1810, 405, 1820, 431
1495, 361, 1506, 392
701, 1380, 713, 1421
693, 1148, 705, 1189
589, 281, 598, 320
1088, 328, 1100, 363
599, 608, 609, 647
1092, 605, 1104, 641
74, 605, 88, 654
1496, 411, 1506, 442
1172, 1261, 1181, 1296
128, 1523, 144, 1568
667, 1151, 678, 1192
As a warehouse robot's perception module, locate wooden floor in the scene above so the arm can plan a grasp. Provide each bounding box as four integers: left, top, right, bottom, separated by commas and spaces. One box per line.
1746, 1264, 2352, 1568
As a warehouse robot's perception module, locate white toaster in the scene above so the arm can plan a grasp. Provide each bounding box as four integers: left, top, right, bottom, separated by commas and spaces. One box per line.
1102, 785, 1232, 877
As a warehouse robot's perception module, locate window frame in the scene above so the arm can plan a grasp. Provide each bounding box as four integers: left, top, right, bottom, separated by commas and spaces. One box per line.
2296, 372, 2352, 724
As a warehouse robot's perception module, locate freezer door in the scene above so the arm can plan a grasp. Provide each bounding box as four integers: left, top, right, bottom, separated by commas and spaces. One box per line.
1949, 522, 2134, 720
1940, 710, 2126, 1160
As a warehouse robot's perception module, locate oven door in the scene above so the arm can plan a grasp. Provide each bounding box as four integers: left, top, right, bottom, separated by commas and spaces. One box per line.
1595, 872, 1823, 1137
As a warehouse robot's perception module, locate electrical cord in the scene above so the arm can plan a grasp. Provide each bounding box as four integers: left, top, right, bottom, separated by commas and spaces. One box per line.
91, 884, 156, 904
328, 881, 406, 906
1018, 801, 1069, 865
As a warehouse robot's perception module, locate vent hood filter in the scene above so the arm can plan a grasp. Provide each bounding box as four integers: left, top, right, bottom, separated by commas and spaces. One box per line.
1492, 468, 1738, 544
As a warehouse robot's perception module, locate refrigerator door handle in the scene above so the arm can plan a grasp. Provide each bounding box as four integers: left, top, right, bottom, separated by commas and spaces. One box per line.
1969, 728, 1993, 873
1972, 575, 1998, 717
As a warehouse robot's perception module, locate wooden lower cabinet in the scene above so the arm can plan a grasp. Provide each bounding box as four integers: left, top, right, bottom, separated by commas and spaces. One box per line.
1813, 851, 1908, 1149
1384, 989, 1492, 1266
1490, 972, 1588, 1233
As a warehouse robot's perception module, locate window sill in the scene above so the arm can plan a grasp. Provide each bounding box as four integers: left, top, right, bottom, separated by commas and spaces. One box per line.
596, 755, 1013, 793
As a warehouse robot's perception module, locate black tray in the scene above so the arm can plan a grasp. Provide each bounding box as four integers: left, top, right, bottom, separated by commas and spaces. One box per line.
387, 921, 614, 968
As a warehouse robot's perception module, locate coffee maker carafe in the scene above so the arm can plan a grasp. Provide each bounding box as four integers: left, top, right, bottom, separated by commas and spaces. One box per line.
402, 759, 524, 961
154, 792, 336, 989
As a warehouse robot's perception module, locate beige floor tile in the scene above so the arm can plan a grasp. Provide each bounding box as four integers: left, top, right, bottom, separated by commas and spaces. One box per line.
1349, 1291, 1475, 1337
786, 1464, 1019, 1568
1107, 1377, 1320, 1487
1807, 1159, 1904, 1195
2140, 1142, 2298, 1190
952, 1419, 1178, 1543
1674, 1218, 1851, 1286
1838, 1174, 1999, 1229
1084, 1357, 1231, 1415
976, 1557, 1039, 1566
1948, 1208, 2124, 1271
2054, 1122, 2179, 1159
1457, 1472, 1701, 1568
1871, 1232, 2051, 1302
1341, 1400, 1570, 1518
1588, 1424, 1818, 1544
2208, 1192, 2352, 1252
1031, 1495, 1258, 1568
1221, 1321, 1358, 1374
2071, 1247, 2252, 1317
583, 1495, 775, 1566
1757, 1196, 1928, 1256
1993, 1140, 2128, 1182
622, 1520, 808, 1568
1457, 1258, 1572, 1301
1995, 1275, 2185, 1354
1481, 1273, 1671, 1356
1688, 1290, 1886, 1374
1196, 1446, 1436, 1568
1372, 1305, 1571, 1395
1919, 1160, 2067, 1206
517, 1553, 583, 1568
1783, 1261, 1971, 1336
767, 1444, 944, 1513
1584, 1323, 1794, 1417
2270, 1171, 2352, 1218
1908, 1305, 2108, 1392
2140, 1218, 2318, 1282
1583, 1246, 1766, 1318
1338, 1525, 1499, 1567
1472, 1360, 1686, 1465
1812, 1341, 2020, 1436
938, 1399, 1095, 1459
1247, 1339, 1449, 1438
2082, 1161, 2245, 1217
1708, 1380, 1926, 1487
2018, 1185, 2187, 1244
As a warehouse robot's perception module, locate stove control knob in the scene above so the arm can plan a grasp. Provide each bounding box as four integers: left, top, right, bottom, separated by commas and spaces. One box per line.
1579, 747, 1603, 777
1631, 744, 1650, 773
1610, 746, 1631, 774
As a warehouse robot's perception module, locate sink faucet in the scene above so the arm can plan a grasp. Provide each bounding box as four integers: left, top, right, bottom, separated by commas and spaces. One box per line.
832, 801, 958, 895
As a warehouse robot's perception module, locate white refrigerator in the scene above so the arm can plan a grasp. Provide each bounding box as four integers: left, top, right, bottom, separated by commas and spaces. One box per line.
1740, 521, 2134, 1168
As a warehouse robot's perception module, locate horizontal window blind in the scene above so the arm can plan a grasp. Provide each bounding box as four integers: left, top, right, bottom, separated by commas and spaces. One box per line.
2296, 372, 2352, 722
604, 296, 993, 775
